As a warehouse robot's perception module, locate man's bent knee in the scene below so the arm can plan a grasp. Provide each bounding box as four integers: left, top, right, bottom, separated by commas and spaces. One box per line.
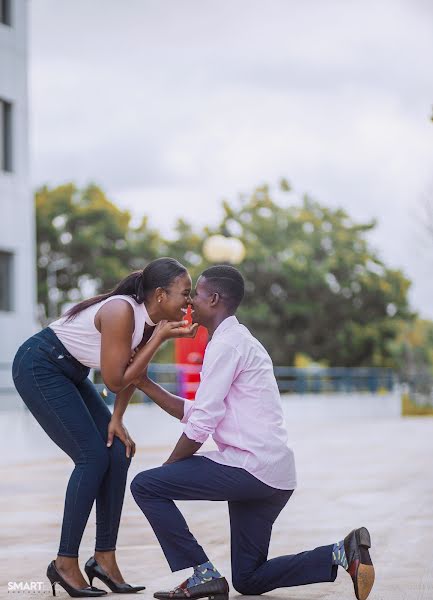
130, 466, 167, 501
130, 471, 153, 501
232, 575, 261, 596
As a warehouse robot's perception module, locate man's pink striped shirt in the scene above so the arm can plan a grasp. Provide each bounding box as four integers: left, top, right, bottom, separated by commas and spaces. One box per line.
182, 316, 297, 490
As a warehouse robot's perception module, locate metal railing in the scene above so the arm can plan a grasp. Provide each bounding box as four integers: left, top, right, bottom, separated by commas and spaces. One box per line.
274, 366, 396, 394
1, 360, 396, 403
93, 363, 202, 404
94, 364, 396, 404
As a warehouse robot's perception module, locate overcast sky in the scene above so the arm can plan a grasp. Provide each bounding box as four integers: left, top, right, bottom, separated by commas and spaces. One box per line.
30, 0, 433, 317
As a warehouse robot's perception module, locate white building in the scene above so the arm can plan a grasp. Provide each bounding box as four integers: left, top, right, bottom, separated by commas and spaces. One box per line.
0, 0, 36, 404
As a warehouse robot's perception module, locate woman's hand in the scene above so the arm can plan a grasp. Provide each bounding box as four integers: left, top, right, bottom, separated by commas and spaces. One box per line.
131, 320, 198, 359
154, 320, 199, 342
129, 348, 138, 364
106, 416, 136, 458
148, 320, 168, 342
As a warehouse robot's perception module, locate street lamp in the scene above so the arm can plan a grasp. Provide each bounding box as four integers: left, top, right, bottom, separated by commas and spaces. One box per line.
203, 235, 246, 264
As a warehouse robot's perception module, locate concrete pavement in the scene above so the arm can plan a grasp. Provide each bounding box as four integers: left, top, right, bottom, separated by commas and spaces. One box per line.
0, 395, 432, 600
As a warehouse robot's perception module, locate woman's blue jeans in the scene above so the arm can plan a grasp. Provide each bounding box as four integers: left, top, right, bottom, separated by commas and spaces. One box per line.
12, 327, 131, 557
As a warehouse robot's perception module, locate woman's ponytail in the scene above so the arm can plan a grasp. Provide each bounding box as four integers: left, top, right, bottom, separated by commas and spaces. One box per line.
63, 258, 187, 321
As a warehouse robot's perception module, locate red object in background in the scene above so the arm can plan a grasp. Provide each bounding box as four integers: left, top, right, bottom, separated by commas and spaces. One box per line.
175, 307, 208, 399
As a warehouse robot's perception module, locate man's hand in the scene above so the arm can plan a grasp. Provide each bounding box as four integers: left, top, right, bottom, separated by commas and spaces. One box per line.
154, 320, 199, 342
107, 416, 136, 458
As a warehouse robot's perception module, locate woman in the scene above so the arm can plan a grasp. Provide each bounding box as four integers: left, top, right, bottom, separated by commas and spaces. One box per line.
12, 257, 197, 597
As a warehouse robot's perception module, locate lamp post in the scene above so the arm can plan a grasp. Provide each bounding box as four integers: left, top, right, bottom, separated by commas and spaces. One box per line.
202, 235, 246, 264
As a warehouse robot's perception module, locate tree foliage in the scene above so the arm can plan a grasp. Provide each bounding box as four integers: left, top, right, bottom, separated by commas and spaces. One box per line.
387, 318, 433, 378
36, 183, 162, 319
36, 181, 416, 367
208, 185, 413, 366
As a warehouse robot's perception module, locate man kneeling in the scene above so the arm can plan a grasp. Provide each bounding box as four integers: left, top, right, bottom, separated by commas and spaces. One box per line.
131, 265, 374, 600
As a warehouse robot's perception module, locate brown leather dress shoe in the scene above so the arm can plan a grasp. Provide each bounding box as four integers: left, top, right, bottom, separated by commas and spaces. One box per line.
154, 577, 229, 600
344, 527, 375, 600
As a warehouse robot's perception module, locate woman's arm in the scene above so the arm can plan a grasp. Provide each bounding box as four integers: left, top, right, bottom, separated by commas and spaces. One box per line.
112, 384, 136, 421
97, 299, 197, 393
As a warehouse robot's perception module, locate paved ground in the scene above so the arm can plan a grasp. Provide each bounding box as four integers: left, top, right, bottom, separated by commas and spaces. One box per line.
0, 394, 432, 600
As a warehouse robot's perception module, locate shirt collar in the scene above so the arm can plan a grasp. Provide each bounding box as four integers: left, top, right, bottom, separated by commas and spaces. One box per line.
211, 315, 239, 341
142, 302, 157, 327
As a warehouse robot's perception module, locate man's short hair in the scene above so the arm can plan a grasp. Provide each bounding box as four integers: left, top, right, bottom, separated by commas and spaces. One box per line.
200, 265, 245, 312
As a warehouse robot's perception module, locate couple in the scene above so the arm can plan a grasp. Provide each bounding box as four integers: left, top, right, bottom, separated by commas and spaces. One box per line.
13, 258, 374, 599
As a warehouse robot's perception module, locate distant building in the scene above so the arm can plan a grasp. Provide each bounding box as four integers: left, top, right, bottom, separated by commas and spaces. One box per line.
0, 0, 36, 404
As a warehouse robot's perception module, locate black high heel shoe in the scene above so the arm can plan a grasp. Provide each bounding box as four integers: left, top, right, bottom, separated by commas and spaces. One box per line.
47, 561, 107, 597
85, 557, 146, 594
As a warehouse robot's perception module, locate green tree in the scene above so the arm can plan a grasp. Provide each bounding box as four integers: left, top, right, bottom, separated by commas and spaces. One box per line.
164, 218, 207, 279
36, 183, 162, 320
35, 179, 416, 368
201, 184, 413, 366
387, 318, 433, 378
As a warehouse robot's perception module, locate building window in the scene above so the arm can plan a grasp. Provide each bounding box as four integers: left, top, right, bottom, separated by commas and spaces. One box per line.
0, 100, 12, 172
0, 0, 11, 26
0, 251, 13, 311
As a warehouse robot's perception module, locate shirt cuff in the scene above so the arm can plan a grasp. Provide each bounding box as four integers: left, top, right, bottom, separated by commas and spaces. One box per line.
183, 421, 210, 444
181, 399, 195, 424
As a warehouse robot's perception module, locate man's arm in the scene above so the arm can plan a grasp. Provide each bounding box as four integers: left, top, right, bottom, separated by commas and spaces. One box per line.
181, 343, 240, 446
164, 433, 202, 464
139, 342, 241, 465
135, 375, 199, 463
135, 375, 189, 420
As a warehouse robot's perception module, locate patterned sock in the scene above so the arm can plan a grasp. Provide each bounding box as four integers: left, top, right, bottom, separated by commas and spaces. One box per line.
186, 561, 222, 588
332, 540, 348, 569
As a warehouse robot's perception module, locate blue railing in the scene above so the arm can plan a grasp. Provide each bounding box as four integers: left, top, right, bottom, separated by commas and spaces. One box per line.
94, 363, 202, 403
1, 360, 396, 402
274, 366, 395, 394
94, 364, 396, 404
